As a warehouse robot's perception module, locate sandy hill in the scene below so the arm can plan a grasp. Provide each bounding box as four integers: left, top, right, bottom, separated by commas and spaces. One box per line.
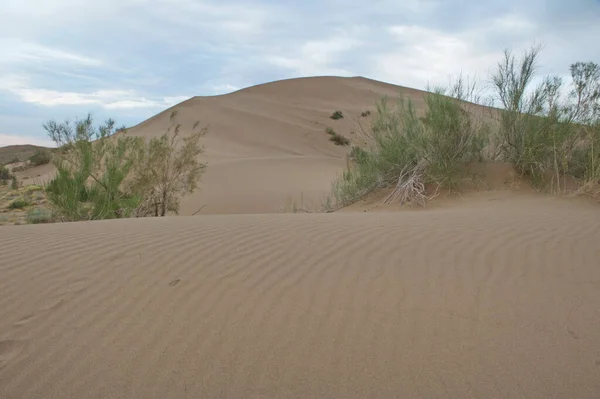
13, 76, 450, 214
0, 145, 50, 165
125, 76, 441, 214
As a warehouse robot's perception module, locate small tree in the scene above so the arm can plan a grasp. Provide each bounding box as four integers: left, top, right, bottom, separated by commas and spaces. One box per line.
131, 111, 207, 217
43, 114, 143, 221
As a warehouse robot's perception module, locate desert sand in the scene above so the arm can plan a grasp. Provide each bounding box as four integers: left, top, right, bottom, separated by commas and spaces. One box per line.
2, 77, 600, 398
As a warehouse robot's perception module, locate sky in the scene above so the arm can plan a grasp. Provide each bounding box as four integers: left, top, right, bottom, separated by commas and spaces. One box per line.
1, 0, 599, 147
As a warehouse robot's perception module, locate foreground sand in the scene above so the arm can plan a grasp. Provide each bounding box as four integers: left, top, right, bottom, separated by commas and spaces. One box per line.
1, 196, 599, 398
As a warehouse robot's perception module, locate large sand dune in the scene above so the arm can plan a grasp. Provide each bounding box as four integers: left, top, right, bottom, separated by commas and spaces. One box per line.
1, 196, 600, 398
126, 76, 425, 214
14, 76, 491, 214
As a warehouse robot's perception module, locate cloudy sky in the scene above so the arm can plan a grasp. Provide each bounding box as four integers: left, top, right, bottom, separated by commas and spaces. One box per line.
1, 0, 599, 147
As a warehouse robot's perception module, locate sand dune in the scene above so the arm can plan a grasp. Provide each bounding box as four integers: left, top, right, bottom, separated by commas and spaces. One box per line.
11, 76, 495, 214
125, 76, 413, 215
1, 196, 600, 398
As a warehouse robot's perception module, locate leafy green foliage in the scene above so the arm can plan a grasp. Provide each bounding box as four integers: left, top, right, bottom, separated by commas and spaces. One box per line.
0, 165, 10, 181
28, 149, 52, 166
491, 47, 600, 190
330, 110, 344, 120
8, 197, 31, 209
331, 92, 487, 207
43, 114, 143, 221
325, 127, 350, 146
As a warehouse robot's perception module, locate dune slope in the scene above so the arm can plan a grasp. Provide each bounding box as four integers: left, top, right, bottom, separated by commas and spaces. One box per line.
1, 196, 599, 398
10, 76, 496, 214
123, 76, 439, 215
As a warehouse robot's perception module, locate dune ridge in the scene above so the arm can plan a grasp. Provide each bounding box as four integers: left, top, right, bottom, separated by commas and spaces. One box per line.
1, 196, 600, 398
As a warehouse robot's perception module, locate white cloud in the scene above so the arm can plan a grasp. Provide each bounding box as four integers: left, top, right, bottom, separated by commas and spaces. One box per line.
210, 84, 240, 95
267, 35, 363, 76
0, 76, 188, 109
0, 40, 102, 66
372, 25, 503, 90
0, 133, 55, 148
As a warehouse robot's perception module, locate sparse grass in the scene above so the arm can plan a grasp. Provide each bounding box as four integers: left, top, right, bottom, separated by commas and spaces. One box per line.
27, 207, 54, 224
325, 127, 350, 146
330, 110, 344, 120
8, 197, 32, 210
0, 181, 51, 226
24, 184, 43, 193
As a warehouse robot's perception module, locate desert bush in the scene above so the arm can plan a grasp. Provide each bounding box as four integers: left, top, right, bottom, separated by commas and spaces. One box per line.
43, 114, 144, 221
27, 207, 54, 224
361, 110, 371, 117
8, 197, 31, 209
9, 157, 20, 164
330, 90, 487, 207
129, 111, 207, 217
0, 165, 10, 181
491, 46, 600, 190
43, 112, 207, 221
11, 176, 18, 190
325, 127, 350, 146
29, 149, 52, 166
330, 110, 344, 120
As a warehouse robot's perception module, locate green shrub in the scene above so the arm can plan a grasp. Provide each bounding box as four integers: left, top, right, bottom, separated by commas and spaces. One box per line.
8, 197, 31, 209
330, 110, 344, 120
27, 207, 54, 224
330, 92, 487, 207
29, 150, 52, 166
0, 165, 10, 181
491, 46, 600, 190
325, 127, 350, 146
43, 111, 207, 220
11, 176, 18, 190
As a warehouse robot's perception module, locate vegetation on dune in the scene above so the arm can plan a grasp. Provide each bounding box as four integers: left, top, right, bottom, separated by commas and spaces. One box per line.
330, 89, 487, 207
130, 111, 207, 217
325, 127, 351, 146
328, 44, 600, 209
491, 46, 600, 192
8, 197, 32, 210
27, 207, 54, 224
42, 111, 207, 222
0, 165, 11, 183
28, 149, 53, 166
330, 110, 344, 120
